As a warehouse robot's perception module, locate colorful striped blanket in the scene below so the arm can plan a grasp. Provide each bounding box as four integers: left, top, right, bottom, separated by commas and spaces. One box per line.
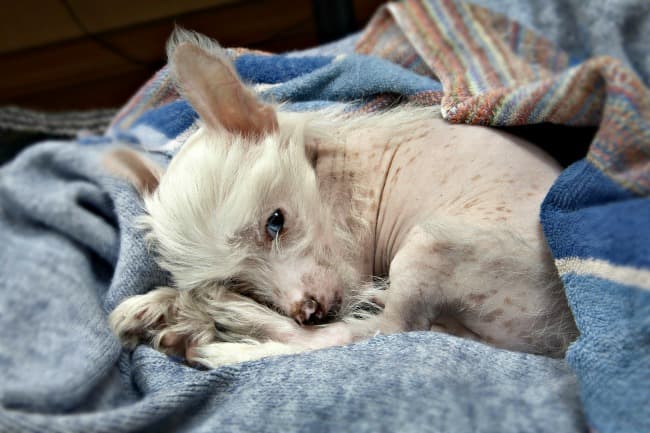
1, 1, 647, 432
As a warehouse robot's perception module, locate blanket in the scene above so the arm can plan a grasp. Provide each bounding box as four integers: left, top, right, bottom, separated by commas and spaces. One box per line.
1, 1, 648, 432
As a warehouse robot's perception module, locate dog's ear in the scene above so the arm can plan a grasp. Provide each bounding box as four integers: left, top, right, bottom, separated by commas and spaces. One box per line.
168, 30, 278, 137
103, 148, 163, 195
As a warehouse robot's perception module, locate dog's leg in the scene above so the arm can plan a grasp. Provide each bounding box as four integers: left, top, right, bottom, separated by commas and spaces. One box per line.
188, 321, 355, 368
110, 285, 357, 367
109, 287, 183, 352
187, 340, 303, 368
185, 304, 354, 367
347, 221, 576, 356
187, 331, 341, 368
109, 285, 238, 357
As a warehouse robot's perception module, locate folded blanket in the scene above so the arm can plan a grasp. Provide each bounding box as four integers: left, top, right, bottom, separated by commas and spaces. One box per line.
1, 1, 647, 433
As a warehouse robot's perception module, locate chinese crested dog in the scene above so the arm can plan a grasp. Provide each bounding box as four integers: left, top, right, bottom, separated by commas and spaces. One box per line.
107, 30, 577, 368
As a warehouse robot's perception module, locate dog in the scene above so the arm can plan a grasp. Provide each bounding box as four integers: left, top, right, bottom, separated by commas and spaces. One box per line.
106, 29, 577, 368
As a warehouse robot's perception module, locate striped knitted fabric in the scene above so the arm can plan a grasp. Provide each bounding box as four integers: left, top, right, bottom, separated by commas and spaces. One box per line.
356, 0, 649, 194
0, 106, 116, 136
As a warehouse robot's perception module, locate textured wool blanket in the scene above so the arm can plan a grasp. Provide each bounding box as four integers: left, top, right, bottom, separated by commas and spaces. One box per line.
1, 1, 648, 433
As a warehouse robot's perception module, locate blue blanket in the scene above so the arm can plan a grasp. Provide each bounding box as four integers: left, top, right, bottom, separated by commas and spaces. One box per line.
1, 1, 648, 432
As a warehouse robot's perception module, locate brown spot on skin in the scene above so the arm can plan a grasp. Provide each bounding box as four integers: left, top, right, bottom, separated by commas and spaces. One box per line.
504, 319, 515, 330
471, 174, 481, 181
468, 293, 489, 303
345, 216, 358, 229
489, 289, 498, 295
458, 244, 476, 257
430, 241, 454, 254
482, 308, 504, 323
504, 297, 513, 305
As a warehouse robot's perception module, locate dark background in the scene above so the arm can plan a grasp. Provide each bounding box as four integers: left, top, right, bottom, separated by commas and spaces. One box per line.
0, 0, 384, 110
0, 0, 592, 167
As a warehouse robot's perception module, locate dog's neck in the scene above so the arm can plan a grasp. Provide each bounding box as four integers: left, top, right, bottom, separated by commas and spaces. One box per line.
311, 127, 409, 279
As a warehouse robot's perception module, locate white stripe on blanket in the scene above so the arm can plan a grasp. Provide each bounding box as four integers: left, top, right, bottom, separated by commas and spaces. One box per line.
556, 257, 650, 291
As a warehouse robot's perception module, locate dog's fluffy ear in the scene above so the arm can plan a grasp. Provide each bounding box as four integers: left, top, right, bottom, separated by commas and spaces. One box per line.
103, 148, 163, 195
167, 28, 278, 136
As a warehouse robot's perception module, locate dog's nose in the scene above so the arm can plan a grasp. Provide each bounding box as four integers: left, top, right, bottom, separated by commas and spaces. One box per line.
294, 297, 324, 325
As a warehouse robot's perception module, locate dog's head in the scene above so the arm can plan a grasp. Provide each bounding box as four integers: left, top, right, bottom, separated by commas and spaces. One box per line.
106, 30, 364, 324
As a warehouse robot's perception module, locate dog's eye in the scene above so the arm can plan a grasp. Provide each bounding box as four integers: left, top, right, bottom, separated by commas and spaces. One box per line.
266, 209, 284, 239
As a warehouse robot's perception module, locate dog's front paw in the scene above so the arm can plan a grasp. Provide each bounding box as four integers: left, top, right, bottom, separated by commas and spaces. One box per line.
109, 287, 180, 349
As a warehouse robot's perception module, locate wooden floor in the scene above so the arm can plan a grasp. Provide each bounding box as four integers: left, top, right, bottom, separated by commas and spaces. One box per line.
0, 0, 384, 110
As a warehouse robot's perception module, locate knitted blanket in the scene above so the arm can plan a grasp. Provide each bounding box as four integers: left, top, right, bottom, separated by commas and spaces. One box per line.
1, 1, 648, 433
